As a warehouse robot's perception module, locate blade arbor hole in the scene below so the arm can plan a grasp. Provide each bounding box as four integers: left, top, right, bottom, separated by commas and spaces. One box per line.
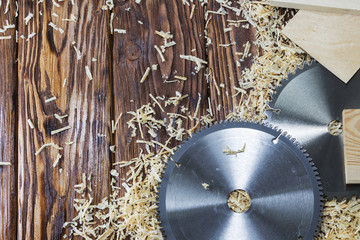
227, 189, 251, 213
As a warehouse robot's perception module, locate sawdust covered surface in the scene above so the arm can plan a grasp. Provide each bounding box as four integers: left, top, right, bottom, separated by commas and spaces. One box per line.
63, 1, 360, 239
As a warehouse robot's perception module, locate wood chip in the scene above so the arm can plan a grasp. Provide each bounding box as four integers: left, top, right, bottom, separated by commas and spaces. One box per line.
0, 162, 11, 166
45, 96, 56, 103
27, 119, 35, 129
51, 126, 71, 135
140, 67, 151, 83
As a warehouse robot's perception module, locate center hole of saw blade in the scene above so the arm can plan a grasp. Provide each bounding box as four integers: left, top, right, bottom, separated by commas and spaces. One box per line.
227, 189, 251, 213
328, 120, 343, 136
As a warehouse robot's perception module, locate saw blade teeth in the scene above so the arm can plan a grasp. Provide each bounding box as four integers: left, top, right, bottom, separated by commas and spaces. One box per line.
265, 61, 317, 121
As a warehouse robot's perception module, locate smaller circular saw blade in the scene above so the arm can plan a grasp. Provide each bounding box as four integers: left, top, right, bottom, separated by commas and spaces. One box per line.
159, 121, 322, 240
266, 62, 360, 200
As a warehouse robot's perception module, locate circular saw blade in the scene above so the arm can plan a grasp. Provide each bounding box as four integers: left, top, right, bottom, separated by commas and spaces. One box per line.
266, 61, 360, 200
159, 121, 322, 240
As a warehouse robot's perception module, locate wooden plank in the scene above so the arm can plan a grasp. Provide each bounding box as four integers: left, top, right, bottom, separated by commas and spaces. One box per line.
206, 0, 261, 121
282, 10, 360, 83
270, 0, 360, 16
343, 109, 360, 184
112, 0, 208, 197
17, 1, 112, 239
0, 1, 17, 240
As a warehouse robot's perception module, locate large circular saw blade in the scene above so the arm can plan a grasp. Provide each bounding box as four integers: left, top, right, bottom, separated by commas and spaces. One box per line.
266, 62, 360, 200
159, 121, 322, 240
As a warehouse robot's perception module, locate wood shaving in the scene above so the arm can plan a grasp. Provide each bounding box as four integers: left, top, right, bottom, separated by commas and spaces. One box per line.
73, 46, 82, 60
202, 183, 210, 190
45, 96, 56, 103
85, 65, 93, 80
180, 54, 207, 73
224, 27, 232, 33
190, 5, 196, 19
51, 126, 71, 135
26, 32, 36, 41
219, 42, 236, 47
140, 67, 151, 83
227, 189, 251, 213
0, 162, 11, 166
48, 21, 64, 33
109, 13, 114, 34
54, 113, 68, 123
0, 35, 11, 40
35, 143, 63, 156
62, 14, 77, 22
114, 28, 126, 34
165, 91, 188, 107
149, 93, 165, 112
111, 113, 123, 134
151, 64, 158, 70
53, 153, 62, 168
174, 75, 187, 81
27, 119, 35, 129
24, 13, 34, 25
223, 144, 246, 157
109, 145, 116, 153
154, 45, 165, 62
317, 198, 360, 239
193, 93, 201, 119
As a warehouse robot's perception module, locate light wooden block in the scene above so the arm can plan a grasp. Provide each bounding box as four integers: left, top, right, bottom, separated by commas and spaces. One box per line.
282, 10, 360, 83
270, 0, 360, 16
343, 109, 360, 184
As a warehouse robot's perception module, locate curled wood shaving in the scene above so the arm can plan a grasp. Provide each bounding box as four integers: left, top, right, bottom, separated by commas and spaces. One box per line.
223, 144, 246, 157
180, 54, 207, 73
35, 143, 63, 156
202, 183, 210, 190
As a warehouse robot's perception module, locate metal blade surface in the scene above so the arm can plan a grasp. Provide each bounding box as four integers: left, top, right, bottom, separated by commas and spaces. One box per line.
159, 122, 321, 240
266, 62, 360, 199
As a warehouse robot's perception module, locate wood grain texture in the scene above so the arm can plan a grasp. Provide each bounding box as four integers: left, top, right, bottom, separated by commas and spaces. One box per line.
206, 0, 260, 121
282, 10, 360, 83
343, 109, 360, 184
269, 0, 360, 15
112, 0, 208, 194
0, 1, 17, 240
17, 1, 112, 239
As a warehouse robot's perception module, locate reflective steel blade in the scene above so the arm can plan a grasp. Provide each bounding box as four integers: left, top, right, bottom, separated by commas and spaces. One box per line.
159, 121, 322, 240
266, 62, 360, 200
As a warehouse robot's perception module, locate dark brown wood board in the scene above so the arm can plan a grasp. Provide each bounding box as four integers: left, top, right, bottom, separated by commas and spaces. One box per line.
207, 0, 260, 121
0, 1, 17, 240
17, 1, 112, 239
112, 0, 208, 194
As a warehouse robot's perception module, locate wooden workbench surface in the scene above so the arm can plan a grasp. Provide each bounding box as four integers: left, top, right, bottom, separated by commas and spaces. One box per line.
0, 0, 297, 239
